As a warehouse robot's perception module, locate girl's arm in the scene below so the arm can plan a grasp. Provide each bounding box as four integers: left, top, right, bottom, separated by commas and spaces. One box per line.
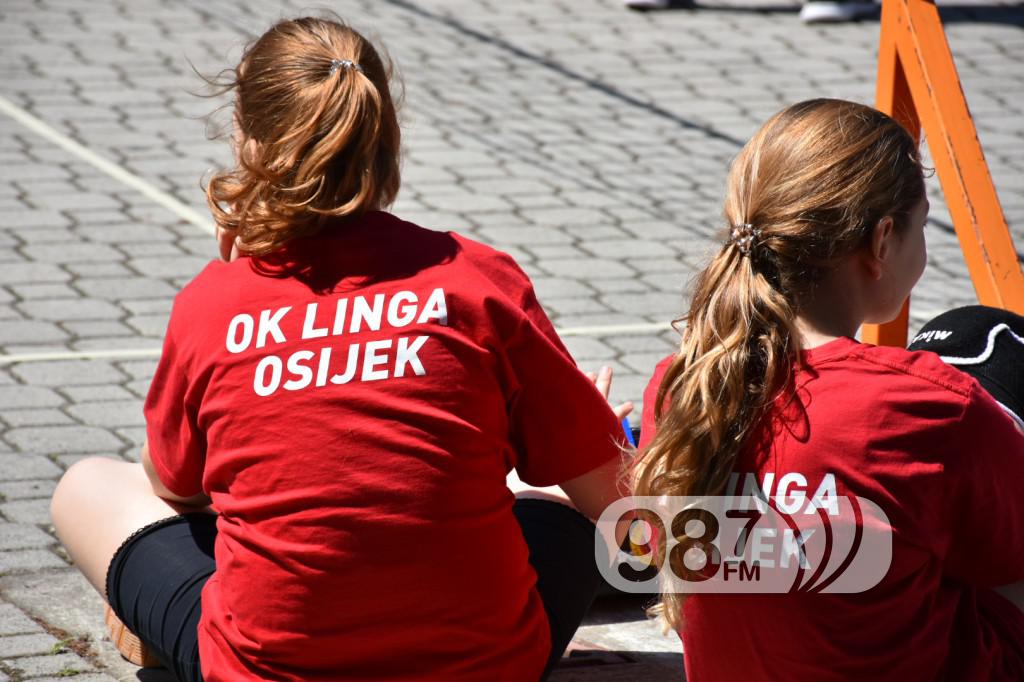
559, 457, 627, 524
140, 441, 212, 508
561, 365, 632, 522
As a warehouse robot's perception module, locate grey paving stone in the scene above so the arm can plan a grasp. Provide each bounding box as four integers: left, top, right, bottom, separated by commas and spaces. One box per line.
0, 387, 64, 410
544, 297, 613, 317
0, 632, 60, 658
116, 437, 144, 458
621, 352, 675, 376
524, 205, 610, 227
563, 336, 616, 362
0, 480, 57, 501
602, 292, 687, 317
127, 255, 208, 279
3, 652, 93, 677
63, 209, 132, 227
5, 228, 78, 245
606, 335, 678, 356
0, 546, 66, 572
4, 283, 78, 300
0, 524, 56, 551
0, 264, 69, 285
10, 360, 126, 387
476, 225, 575, 246
16, 299, 123, 322
73, 221, 176, 244
124, 313, 169, 337
0, 409, 75, 428
30, 674, 118, 682
116, 241, 186, 258
0, 499, 58, 524
20, 243, 123, 265
65, 401, 142, 429
642, 272, 687, 294
124, 379, 151, 401
0, 603, 44, 635
120, 299, 172, 316
0, 208, 70, 230
0, 455, 62, 481
0, 568, 161, 679
563, 224, 632, 242
532, 277, 595, 300
73, 277, 178, 300
588, 239, 675, 259
525, 245, 594, 260
57, 386, 134, 403
555, 313, 640, 330
9, 418, 126, 452
540, 259, 638, 280
589, 278, 653, 294
63, 263, 134, 278
61, 320, 136, 338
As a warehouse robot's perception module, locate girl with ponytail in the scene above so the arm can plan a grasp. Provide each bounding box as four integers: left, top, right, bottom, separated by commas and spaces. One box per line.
51, 17, 629, 681
636, 99, 1024, 680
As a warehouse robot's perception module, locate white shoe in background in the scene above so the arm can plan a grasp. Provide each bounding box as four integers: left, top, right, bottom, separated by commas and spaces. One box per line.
799, 0, 877, 22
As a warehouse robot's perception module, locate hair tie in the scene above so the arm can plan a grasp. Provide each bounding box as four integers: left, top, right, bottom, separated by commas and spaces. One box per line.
329, 59, 364, 75
729, 223, 762, 257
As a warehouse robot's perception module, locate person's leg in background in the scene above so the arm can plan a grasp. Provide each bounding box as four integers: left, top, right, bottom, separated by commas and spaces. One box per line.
51, 458, 213, 681
512, 496, 610, 680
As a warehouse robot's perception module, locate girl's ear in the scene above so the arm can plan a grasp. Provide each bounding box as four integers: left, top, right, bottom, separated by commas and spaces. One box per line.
216, 225, 241, 262
862, 215, 895, 280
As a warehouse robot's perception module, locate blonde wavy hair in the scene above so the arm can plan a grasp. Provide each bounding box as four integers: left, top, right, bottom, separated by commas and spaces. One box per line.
205, 17, 401, 255
631, 99, 925, 628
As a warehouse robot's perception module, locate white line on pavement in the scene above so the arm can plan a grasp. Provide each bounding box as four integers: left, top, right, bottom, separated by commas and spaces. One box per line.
557, 322, 673, 336
0, 348, 163, 365
0, 94, 215, 235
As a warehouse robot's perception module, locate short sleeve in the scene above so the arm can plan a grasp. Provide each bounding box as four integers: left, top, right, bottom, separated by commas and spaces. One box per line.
503, 286, 626, 487
944, 381, 1024, 585
143, 301, 207, 498
638, 355, 674, 450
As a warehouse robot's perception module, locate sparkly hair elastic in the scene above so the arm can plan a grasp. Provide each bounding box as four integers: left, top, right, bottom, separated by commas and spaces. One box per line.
329, 59, 364, 75
729, 223, 762, 257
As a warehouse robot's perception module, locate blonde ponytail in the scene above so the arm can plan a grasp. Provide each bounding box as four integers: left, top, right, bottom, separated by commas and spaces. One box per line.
632, 99, 924, 629
205, 17, 401, 255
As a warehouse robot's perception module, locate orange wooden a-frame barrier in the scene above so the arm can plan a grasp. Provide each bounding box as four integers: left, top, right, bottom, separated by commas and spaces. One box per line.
861, 0, 1024, 347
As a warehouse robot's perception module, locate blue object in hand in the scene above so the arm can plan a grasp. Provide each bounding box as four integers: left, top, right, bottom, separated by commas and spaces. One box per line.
622, 418, 636, 447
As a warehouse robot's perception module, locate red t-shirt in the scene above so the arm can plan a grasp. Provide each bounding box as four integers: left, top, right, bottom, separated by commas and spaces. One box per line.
144, 211, 624, 681
640, 336, 1024, 681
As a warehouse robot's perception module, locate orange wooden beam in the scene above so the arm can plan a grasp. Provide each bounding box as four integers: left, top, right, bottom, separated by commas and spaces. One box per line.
863, 1, 919, 347
863, 0, 1024, 347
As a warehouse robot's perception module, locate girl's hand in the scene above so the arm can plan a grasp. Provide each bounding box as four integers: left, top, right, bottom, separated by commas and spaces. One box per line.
216, 225, 241, 262
586, 365, 633, 420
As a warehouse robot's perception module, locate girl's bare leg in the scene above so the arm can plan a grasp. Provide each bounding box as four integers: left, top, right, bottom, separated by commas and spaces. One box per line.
50, 456, 211, 598
506, 469, 575, 506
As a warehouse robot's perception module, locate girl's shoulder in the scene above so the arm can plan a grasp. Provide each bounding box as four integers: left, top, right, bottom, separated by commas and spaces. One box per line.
446, 231, 530, 279
841, 338, 979, 401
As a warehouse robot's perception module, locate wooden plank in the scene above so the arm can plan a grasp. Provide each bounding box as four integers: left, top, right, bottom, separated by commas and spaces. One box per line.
863, 0, 1024, 347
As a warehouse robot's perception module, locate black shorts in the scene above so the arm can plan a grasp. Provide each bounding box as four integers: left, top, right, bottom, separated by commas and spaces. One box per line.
105, 499, 604, 681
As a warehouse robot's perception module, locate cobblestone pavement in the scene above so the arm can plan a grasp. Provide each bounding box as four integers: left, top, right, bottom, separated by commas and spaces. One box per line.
0, 0, 1021, 679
